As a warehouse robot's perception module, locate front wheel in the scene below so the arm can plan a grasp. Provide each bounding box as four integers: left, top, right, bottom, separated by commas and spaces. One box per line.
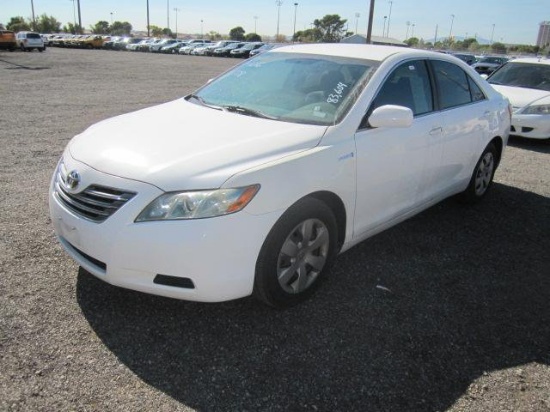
254, 197, 338, 308
458, 142, 498, 203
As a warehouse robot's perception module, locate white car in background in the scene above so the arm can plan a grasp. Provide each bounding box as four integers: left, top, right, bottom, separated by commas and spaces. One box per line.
487, 57, 550, 139
50, 44, 511, 308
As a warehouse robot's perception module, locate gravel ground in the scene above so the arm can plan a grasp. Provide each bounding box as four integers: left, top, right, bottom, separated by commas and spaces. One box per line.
0, 47, 549, 412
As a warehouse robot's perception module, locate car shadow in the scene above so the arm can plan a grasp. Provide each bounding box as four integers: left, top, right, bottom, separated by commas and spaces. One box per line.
76, 182, 549, 411
508, 135, 550, 154
0, 58, 50, 70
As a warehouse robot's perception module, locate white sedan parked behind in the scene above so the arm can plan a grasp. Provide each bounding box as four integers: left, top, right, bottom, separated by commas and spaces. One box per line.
50, 44, 511, 307
487, 57, 550, 139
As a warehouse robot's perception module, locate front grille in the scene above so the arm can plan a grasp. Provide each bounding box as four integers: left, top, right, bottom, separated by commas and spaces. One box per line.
54, 163, 136, 222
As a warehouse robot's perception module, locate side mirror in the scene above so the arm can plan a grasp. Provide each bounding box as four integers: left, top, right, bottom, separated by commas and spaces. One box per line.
368, 105, 413, 128
480, 74, 489, 79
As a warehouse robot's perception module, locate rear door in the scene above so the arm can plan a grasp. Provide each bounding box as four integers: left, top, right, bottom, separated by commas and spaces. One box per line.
427, 59, 493, 197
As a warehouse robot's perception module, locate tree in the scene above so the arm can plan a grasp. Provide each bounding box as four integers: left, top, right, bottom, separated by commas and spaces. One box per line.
6, 16, 31, 32
491, 42, 507, 54
110, 21, 132, 36
207, 31, 222, 40
461, 37, 478, 50
293, 28, 321, 43
147, 25, 163, 37
245, 32, 262, 42
62, 23, 82, 34
405, 37, 419, 47
229, 26, 245, 41
313, 14, 347, 43
162, 28, 173, 37
35, 14, 61, 33
91, 20, 110, 35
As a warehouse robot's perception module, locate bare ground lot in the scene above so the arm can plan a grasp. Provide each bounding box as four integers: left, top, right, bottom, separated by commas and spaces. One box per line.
0, 47, 549, 412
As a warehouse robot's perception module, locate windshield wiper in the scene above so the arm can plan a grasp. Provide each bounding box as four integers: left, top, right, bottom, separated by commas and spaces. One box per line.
186, 94, 224, 111
223, 105, 278, 120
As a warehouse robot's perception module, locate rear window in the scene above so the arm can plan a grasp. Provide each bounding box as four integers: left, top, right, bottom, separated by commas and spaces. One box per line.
27, 33, 42, 39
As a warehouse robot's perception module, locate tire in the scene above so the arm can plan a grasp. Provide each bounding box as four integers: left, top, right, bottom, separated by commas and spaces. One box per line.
458, 142, 498, 203
38, 47, 44, 52
254, 197, 338, 308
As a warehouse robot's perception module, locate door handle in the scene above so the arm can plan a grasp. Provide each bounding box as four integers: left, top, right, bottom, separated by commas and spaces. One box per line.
429, 127, 443, 135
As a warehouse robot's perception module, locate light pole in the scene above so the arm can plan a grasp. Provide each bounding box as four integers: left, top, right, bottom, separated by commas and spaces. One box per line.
382, 16, 387, 37
110, 12, 113, 25
386, 0, 393, 38
434, 24, 438, 44
254, 15, 258, 33
411, 23, 415, 38
490, 23, 495, 45
146, 0, 150, 37
173, 8, 179, 38
405, 20, 410, 39
293, 3, 298, 41
355, 12, 360, 34
167, 0, 170, 31
449, 14, 455, 42
69, 0, 77, 34
201, 19, 203, 38
275, 0, 283, 39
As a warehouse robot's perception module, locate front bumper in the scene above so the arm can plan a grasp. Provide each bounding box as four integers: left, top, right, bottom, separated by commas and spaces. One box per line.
49, 156, 281, 302
511, 113, 550, 139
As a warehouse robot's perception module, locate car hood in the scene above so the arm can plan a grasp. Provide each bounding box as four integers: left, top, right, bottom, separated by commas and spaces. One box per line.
490, 84, 550, 109
69, 99, 327, 191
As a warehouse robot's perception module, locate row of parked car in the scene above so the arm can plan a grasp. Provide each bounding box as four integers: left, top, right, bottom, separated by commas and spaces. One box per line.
446, 52, 509, 75
44, 34, 283, 58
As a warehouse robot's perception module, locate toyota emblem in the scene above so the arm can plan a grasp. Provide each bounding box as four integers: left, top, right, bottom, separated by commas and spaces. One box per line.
65, 170, 81, 190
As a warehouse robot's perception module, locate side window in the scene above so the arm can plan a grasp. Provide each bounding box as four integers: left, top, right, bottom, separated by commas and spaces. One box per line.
468, 77, 486, 102
432, 60, 479, 109
371, 60, 434, 117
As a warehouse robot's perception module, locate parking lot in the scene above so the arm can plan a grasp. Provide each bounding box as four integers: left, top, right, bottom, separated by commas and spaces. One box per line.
0, 47, 549, 411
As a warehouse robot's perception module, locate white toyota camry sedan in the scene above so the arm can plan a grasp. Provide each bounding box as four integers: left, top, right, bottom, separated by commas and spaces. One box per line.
487, 57, 550, 140
50, 44, 511, 307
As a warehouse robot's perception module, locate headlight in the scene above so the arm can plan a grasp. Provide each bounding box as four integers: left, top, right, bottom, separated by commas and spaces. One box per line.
135, 185, 260, 222
522, 104, 550, 115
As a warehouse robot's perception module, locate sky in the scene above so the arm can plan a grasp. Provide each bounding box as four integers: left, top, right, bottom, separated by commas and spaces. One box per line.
2, 0, 548, 45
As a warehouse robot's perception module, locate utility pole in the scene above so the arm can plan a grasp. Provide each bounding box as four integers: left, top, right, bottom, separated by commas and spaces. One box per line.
77, 0, 82, 33
366, 0, 375, 44
30, 0, 36, 31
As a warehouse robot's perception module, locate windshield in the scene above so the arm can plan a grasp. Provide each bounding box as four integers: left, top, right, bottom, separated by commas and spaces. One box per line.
192, 52, 377, 126
489, 62, 550, 91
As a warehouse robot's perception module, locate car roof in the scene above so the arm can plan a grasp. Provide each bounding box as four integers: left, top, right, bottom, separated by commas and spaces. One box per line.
505, 57, 550, 66
273, 43, 446, 62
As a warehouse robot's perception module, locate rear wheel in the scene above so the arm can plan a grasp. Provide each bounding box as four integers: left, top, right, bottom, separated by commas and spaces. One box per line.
254, 197, 338, 308
458, 142, 498, 203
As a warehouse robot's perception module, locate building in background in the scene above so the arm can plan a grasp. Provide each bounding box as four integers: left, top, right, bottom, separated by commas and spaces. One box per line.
537, 21, 550, 48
